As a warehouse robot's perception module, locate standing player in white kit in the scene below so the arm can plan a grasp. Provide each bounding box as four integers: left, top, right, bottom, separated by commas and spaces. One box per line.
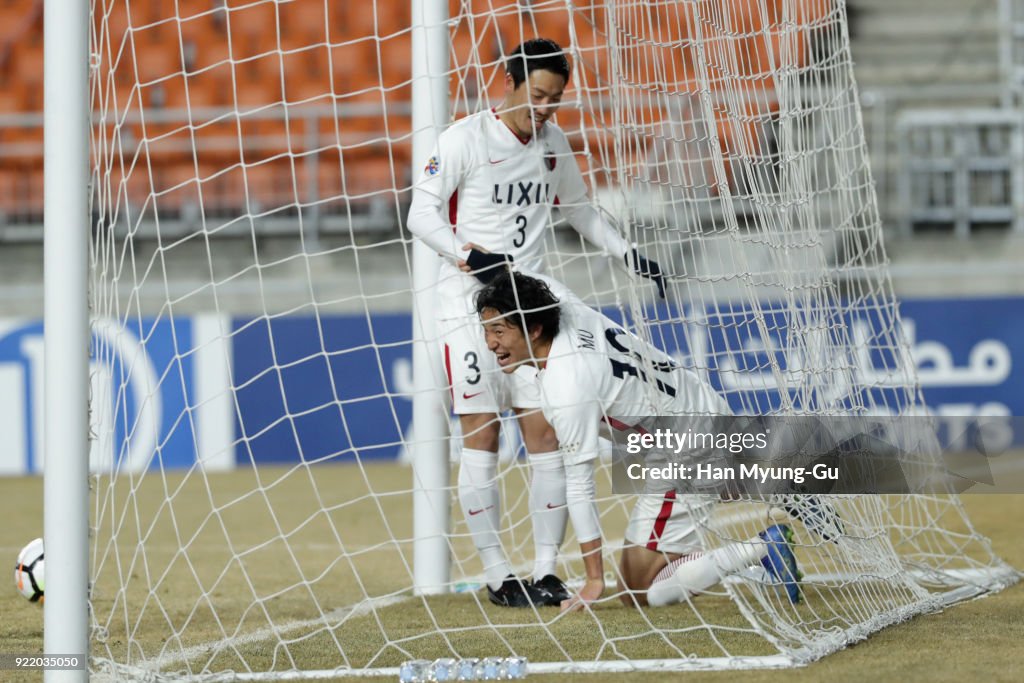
407, 38, 665, 607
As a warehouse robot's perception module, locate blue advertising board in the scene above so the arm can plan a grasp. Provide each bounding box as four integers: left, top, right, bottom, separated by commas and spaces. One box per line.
225, 296, 1021, 465
231, 313, 413, 464
0, 316, 201, 474
0, 296, 1020, 474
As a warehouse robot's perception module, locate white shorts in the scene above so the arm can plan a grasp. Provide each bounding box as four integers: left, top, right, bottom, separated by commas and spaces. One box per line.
439, 313, 543, 414
435, 264, 543, 415
625, 492, 715, 555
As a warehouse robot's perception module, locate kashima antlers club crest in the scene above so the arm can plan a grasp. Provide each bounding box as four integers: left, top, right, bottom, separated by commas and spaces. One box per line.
544, 149, 557, 171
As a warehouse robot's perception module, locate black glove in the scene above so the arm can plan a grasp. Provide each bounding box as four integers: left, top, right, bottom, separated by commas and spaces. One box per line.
466, 248, 514, 284
626, 248, 666, 298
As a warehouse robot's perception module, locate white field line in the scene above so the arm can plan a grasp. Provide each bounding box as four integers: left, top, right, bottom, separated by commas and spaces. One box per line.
138, 594, 409, 672
124, 536, 630, 674
93, 503, 782, 674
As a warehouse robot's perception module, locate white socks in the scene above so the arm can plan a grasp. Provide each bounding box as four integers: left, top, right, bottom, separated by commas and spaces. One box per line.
647, 535, 769, 607
458, 449, 510, 589
459, 448, 569, 588
527, 450, 568, 581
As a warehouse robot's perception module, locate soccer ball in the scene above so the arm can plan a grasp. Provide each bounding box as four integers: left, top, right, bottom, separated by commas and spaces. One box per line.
14, 538, 44, 603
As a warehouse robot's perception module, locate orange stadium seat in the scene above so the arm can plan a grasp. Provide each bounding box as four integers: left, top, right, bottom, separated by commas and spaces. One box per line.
0, 0, 827, 223
237, 120, 292, 169
341, 155, 400, 201
280, 44, 330, 98
0, 168, 15, 217
131, 24, 181, 80
182, 20, 231, 73
150, 161, 202, 215
524, 6, 572, 46
0, 86, 21, 114
330, 39, 377, 94
379, 33, 412, 89
8, 81, 42, 117
181, 63, 234, 108
146, 73, 190, 109
190, 118, 243, 170
317, 108, 379, 148
172, 0, 214, 23
227, 1, 278, 46
279, 0, 328, 49
376, 2, 411, 38
343, 3, 381, 41
14, 42, 43, 88
94, 1, 130, 42
237, 160, 300, 214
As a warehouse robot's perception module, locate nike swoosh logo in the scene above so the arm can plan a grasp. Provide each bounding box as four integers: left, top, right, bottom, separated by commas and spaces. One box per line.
462, 391, 484, 400
546, 503, 565, 510
468, 505, 495, 516
489, 158, 507, 165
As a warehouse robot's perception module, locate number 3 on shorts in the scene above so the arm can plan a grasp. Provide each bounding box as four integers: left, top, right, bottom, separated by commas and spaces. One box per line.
464, 351, 481, 385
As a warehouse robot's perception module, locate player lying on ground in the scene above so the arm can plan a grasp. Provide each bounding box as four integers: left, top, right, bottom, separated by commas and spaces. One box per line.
406, 38, 664, 607
475, 271, 805, 611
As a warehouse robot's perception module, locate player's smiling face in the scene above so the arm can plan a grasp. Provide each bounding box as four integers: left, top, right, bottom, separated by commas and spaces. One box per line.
501, 69, 567, 140
481, 308, 535, 372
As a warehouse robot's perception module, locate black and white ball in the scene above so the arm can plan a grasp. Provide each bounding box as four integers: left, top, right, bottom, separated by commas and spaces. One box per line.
14, 538, 44, 603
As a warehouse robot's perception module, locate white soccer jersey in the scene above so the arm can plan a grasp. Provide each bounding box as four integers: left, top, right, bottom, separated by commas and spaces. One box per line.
407, 108, 629, 283
538, 300, 731, 466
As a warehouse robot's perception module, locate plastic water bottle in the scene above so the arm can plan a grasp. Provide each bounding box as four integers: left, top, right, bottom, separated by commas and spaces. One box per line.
505, 657, 527, 679
431, 658, 457, 681
399, 656, 528, 681
398, 659, 430, 683
457, 658, 480, 681
478, 657, 504, 680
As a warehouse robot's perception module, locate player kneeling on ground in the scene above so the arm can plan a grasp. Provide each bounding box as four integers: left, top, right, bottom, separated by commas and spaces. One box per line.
475, 271, 804, 611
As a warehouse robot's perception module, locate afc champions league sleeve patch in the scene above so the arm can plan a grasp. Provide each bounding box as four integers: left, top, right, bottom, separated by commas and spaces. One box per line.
424, 156, 440, 175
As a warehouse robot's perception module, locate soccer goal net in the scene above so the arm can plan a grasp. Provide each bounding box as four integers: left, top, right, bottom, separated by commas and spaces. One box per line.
84, 0, 1016, 678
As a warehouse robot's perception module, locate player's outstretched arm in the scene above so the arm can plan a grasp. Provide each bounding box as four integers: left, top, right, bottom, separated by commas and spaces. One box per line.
561, 459, 605, 612
558, 200, 667, 298
562, 537, 604, 613
553, 148, 666, 297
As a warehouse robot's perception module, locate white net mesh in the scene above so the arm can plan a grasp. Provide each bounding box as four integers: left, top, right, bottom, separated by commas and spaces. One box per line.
88, 0, 1016, 678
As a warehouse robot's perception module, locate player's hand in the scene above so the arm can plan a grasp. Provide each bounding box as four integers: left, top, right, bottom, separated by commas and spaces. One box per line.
626, 248, 666, 298
560, 578, 604, 613
455, 243, 483, 273
461, 243, 514, 284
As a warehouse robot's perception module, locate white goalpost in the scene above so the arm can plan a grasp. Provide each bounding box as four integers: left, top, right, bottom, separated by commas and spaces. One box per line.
44, 0, 91, 680
39, 0, 1018, 679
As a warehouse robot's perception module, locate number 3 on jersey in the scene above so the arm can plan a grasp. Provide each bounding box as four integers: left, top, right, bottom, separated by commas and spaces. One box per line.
513, 215, 526, 248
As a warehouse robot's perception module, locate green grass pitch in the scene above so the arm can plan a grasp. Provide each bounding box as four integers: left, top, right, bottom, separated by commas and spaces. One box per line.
1, 464, 1021, 683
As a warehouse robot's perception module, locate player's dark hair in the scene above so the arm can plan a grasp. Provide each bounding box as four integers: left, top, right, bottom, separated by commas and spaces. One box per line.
475, 271, 561, 343
506, 38, 570, 88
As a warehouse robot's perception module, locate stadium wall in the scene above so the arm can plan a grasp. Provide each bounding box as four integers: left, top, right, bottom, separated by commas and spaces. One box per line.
0, 296, 1018, 475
